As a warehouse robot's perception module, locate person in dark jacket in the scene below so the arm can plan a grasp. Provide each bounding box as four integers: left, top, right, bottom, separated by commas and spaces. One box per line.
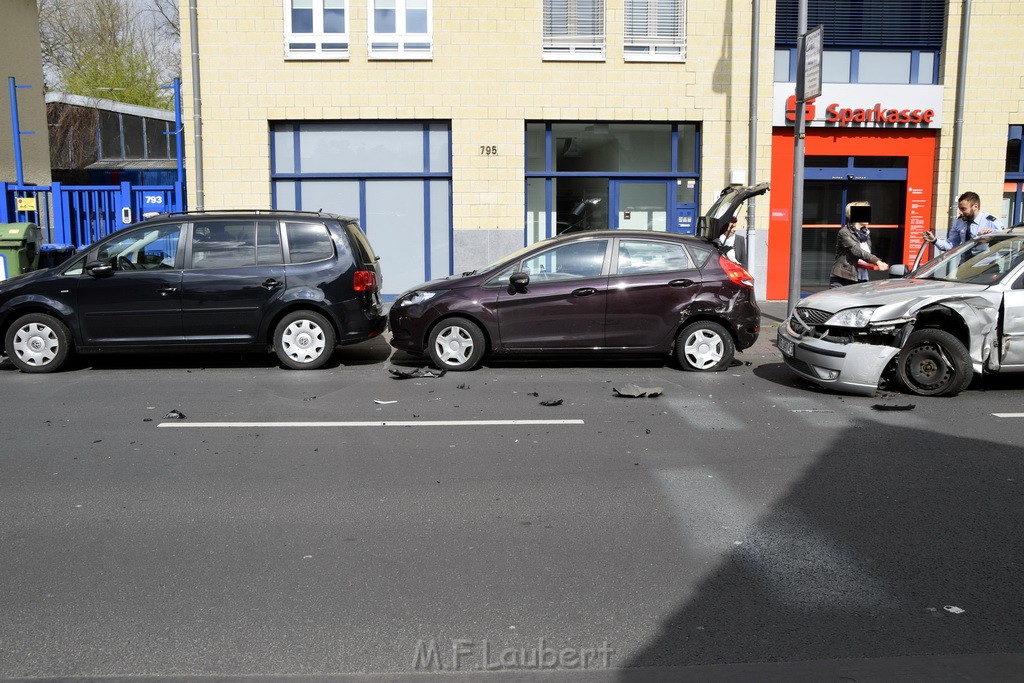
830, 201, 888, 287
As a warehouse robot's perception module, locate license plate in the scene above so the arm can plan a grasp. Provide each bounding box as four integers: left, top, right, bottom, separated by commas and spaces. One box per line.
777, 332, 795, 357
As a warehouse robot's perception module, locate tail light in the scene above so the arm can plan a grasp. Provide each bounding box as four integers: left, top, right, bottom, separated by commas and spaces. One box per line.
353, 269, 378, 292
719, 256, 755, 289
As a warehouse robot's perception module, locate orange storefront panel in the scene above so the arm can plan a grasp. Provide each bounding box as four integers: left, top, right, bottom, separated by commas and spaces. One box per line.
767, 129, 937, 300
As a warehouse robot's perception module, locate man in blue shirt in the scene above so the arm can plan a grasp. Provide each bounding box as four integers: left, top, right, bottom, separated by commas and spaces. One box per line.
923, 191, 1004, 251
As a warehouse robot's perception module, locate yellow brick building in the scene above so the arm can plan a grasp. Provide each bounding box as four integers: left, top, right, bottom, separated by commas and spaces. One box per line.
179, 0, 1024, 299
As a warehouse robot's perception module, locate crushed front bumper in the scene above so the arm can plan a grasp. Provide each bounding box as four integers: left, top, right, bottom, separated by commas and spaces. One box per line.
777, 325, 899, 396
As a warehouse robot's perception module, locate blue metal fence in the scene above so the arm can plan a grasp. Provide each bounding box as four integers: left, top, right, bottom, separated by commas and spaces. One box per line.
1, 181, 183, 246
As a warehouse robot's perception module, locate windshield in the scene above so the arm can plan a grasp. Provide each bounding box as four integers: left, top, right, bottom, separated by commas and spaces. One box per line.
912, 233, 1024, 284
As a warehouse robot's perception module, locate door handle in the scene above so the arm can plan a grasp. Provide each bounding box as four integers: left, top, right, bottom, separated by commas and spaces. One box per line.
669, 279, 695, 287
158, 286, 178, 295
572, 287, 598, 297
262, 278, 283, 290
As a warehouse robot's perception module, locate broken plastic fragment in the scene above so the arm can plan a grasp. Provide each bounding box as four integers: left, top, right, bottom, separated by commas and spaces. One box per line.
389, 367, 447, 379
164, 409, 186, 419
539, 399, 563, 407
373, 399, 398, 405
943, 605, 965, 614
872, 403, 916, 411
613, 384, 664, 398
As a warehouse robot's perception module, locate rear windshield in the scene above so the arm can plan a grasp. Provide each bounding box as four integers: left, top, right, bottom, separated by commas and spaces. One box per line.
345, 221, 377, 265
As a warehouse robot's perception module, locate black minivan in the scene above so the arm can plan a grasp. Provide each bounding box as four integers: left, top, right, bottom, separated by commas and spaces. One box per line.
0, 211, 386, 372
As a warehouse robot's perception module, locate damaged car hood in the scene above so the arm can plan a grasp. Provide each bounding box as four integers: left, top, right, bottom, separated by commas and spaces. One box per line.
798, 278, 1001, 320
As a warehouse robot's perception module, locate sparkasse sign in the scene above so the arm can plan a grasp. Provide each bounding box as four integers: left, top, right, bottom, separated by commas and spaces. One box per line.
773, 83, 944, 128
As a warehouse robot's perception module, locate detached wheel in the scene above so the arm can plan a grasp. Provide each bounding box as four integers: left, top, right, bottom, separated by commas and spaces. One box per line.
274, 310, 336, 370
676, 320, 734, 372
428, 317, 485, 371
897, 328, 973, 397
5, 313, 72, 373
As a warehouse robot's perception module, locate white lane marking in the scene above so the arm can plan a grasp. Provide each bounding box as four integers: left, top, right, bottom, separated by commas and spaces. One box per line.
158, 419, 585, 428
773, 396, 853, 428
993, 413, 1024, 418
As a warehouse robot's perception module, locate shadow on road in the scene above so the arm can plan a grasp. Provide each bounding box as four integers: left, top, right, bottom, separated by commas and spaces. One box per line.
621, 418, 1024, 674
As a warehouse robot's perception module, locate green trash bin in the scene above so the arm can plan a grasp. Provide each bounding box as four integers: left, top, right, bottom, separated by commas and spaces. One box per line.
0, 223, 43, 281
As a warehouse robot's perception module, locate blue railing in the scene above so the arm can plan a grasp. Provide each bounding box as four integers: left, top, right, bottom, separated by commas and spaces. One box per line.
1, 181, 183, 246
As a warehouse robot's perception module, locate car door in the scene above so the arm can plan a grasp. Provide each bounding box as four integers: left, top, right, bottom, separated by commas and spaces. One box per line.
180, 220, 285, 342
76, 223, 184, 345
604, 237, 703, 350
495, 238, 610, 349
998, 241, 1024, 369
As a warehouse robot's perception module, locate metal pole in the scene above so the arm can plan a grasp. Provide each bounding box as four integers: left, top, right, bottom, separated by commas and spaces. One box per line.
949, 0, 971, 221
746, 0, 760, 285
8, 77, 26, 186
787, 0, 808, 313
189, 0, 205, 210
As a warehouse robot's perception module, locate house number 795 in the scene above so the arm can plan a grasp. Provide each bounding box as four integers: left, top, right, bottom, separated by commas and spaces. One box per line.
480, 145, 498, 155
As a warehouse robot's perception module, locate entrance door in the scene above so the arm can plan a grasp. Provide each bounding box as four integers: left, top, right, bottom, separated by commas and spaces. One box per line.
801, 157, 908, 289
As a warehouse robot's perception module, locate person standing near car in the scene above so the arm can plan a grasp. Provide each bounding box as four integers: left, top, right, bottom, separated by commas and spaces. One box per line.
855, 222, 873, 282
830, 201, 888, 287
923, 191, 1003, 252
715, 215, 739, 262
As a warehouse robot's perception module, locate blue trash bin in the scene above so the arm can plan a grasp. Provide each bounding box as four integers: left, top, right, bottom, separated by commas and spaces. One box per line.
39, 243, 77, 269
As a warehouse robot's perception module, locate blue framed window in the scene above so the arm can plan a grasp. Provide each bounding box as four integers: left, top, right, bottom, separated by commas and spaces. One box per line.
270, 121, 452, 297
525, 122, 701, 243
774, 0, 943, 84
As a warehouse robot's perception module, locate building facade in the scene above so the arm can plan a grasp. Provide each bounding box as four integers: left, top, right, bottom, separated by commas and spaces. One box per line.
1, 0, 51, 187
179, 0, 1024, 300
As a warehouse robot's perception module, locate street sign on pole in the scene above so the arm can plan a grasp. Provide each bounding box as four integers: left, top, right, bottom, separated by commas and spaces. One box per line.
802, 25, 824, 101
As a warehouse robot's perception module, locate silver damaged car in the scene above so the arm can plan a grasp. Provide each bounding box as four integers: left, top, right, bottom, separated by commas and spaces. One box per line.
778, 227, 1024, 397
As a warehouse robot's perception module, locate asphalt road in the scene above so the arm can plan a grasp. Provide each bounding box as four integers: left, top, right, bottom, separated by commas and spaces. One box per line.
2, 306, 1024, 682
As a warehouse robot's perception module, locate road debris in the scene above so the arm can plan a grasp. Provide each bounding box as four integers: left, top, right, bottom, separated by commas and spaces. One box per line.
872, 403, 916, 411
164, 409, 186, 419
539, 399, 563, 407
389, 367, 447, 380
943, 605, 966, 614
613, 384, 663, 398
373, 399, 398, 405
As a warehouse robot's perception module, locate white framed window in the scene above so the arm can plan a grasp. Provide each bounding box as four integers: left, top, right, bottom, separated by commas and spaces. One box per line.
284, 0, 349, 59
624, 0, 685, 62
368, 0, 432, 59
543, 0, 605, 61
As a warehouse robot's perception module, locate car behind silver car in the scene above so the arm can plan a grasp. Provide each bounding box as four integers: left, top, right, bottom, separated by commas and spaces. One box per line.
778, 226, 1024, 396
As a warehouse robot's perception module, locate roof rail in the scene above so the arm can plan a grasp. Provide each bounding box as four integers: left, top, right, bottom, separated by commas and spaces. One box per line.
158, 208, 332, 218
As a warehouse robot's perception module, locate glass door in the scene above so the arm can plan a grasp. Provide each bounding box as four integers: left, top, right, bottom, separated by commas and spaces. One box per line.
611, 181, 669, 232
802, 156, 908, 290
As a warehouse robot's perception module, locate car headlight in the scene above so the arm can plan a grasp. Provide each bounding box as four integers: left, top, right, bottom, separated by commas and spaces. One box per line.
397, 290, 443, 307
825, 307, 877, 328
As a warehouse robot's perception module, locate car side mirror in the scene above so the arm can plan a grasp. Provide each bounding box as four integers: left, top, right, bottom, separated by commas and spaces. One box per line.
508, 272, 529, 293
888, 264, 907, 278
86, 261, 114, 278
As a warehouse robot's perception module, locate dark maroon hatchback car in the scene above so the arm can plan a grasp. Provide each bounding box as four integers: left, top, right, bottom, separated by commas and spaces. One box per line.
389, 230, 760, 371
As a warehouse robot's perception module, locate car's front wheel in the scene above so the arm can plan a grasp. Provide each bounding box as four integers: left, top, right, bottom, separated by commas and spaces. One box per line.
897, 328, 973, 397
5, 313, 72, 373
428, 317, 485, 371
676, 320, 735, 371
274, 310, 336, 370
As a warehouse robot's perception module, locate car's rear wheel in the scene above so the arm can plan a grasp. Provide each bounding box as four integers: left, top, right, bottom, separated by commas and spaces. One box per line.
5, 313, 72, 373
428, 317, 485, 371
897, 328, 973, 397
676, 320, 734, 371
274, 310, 336, 370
